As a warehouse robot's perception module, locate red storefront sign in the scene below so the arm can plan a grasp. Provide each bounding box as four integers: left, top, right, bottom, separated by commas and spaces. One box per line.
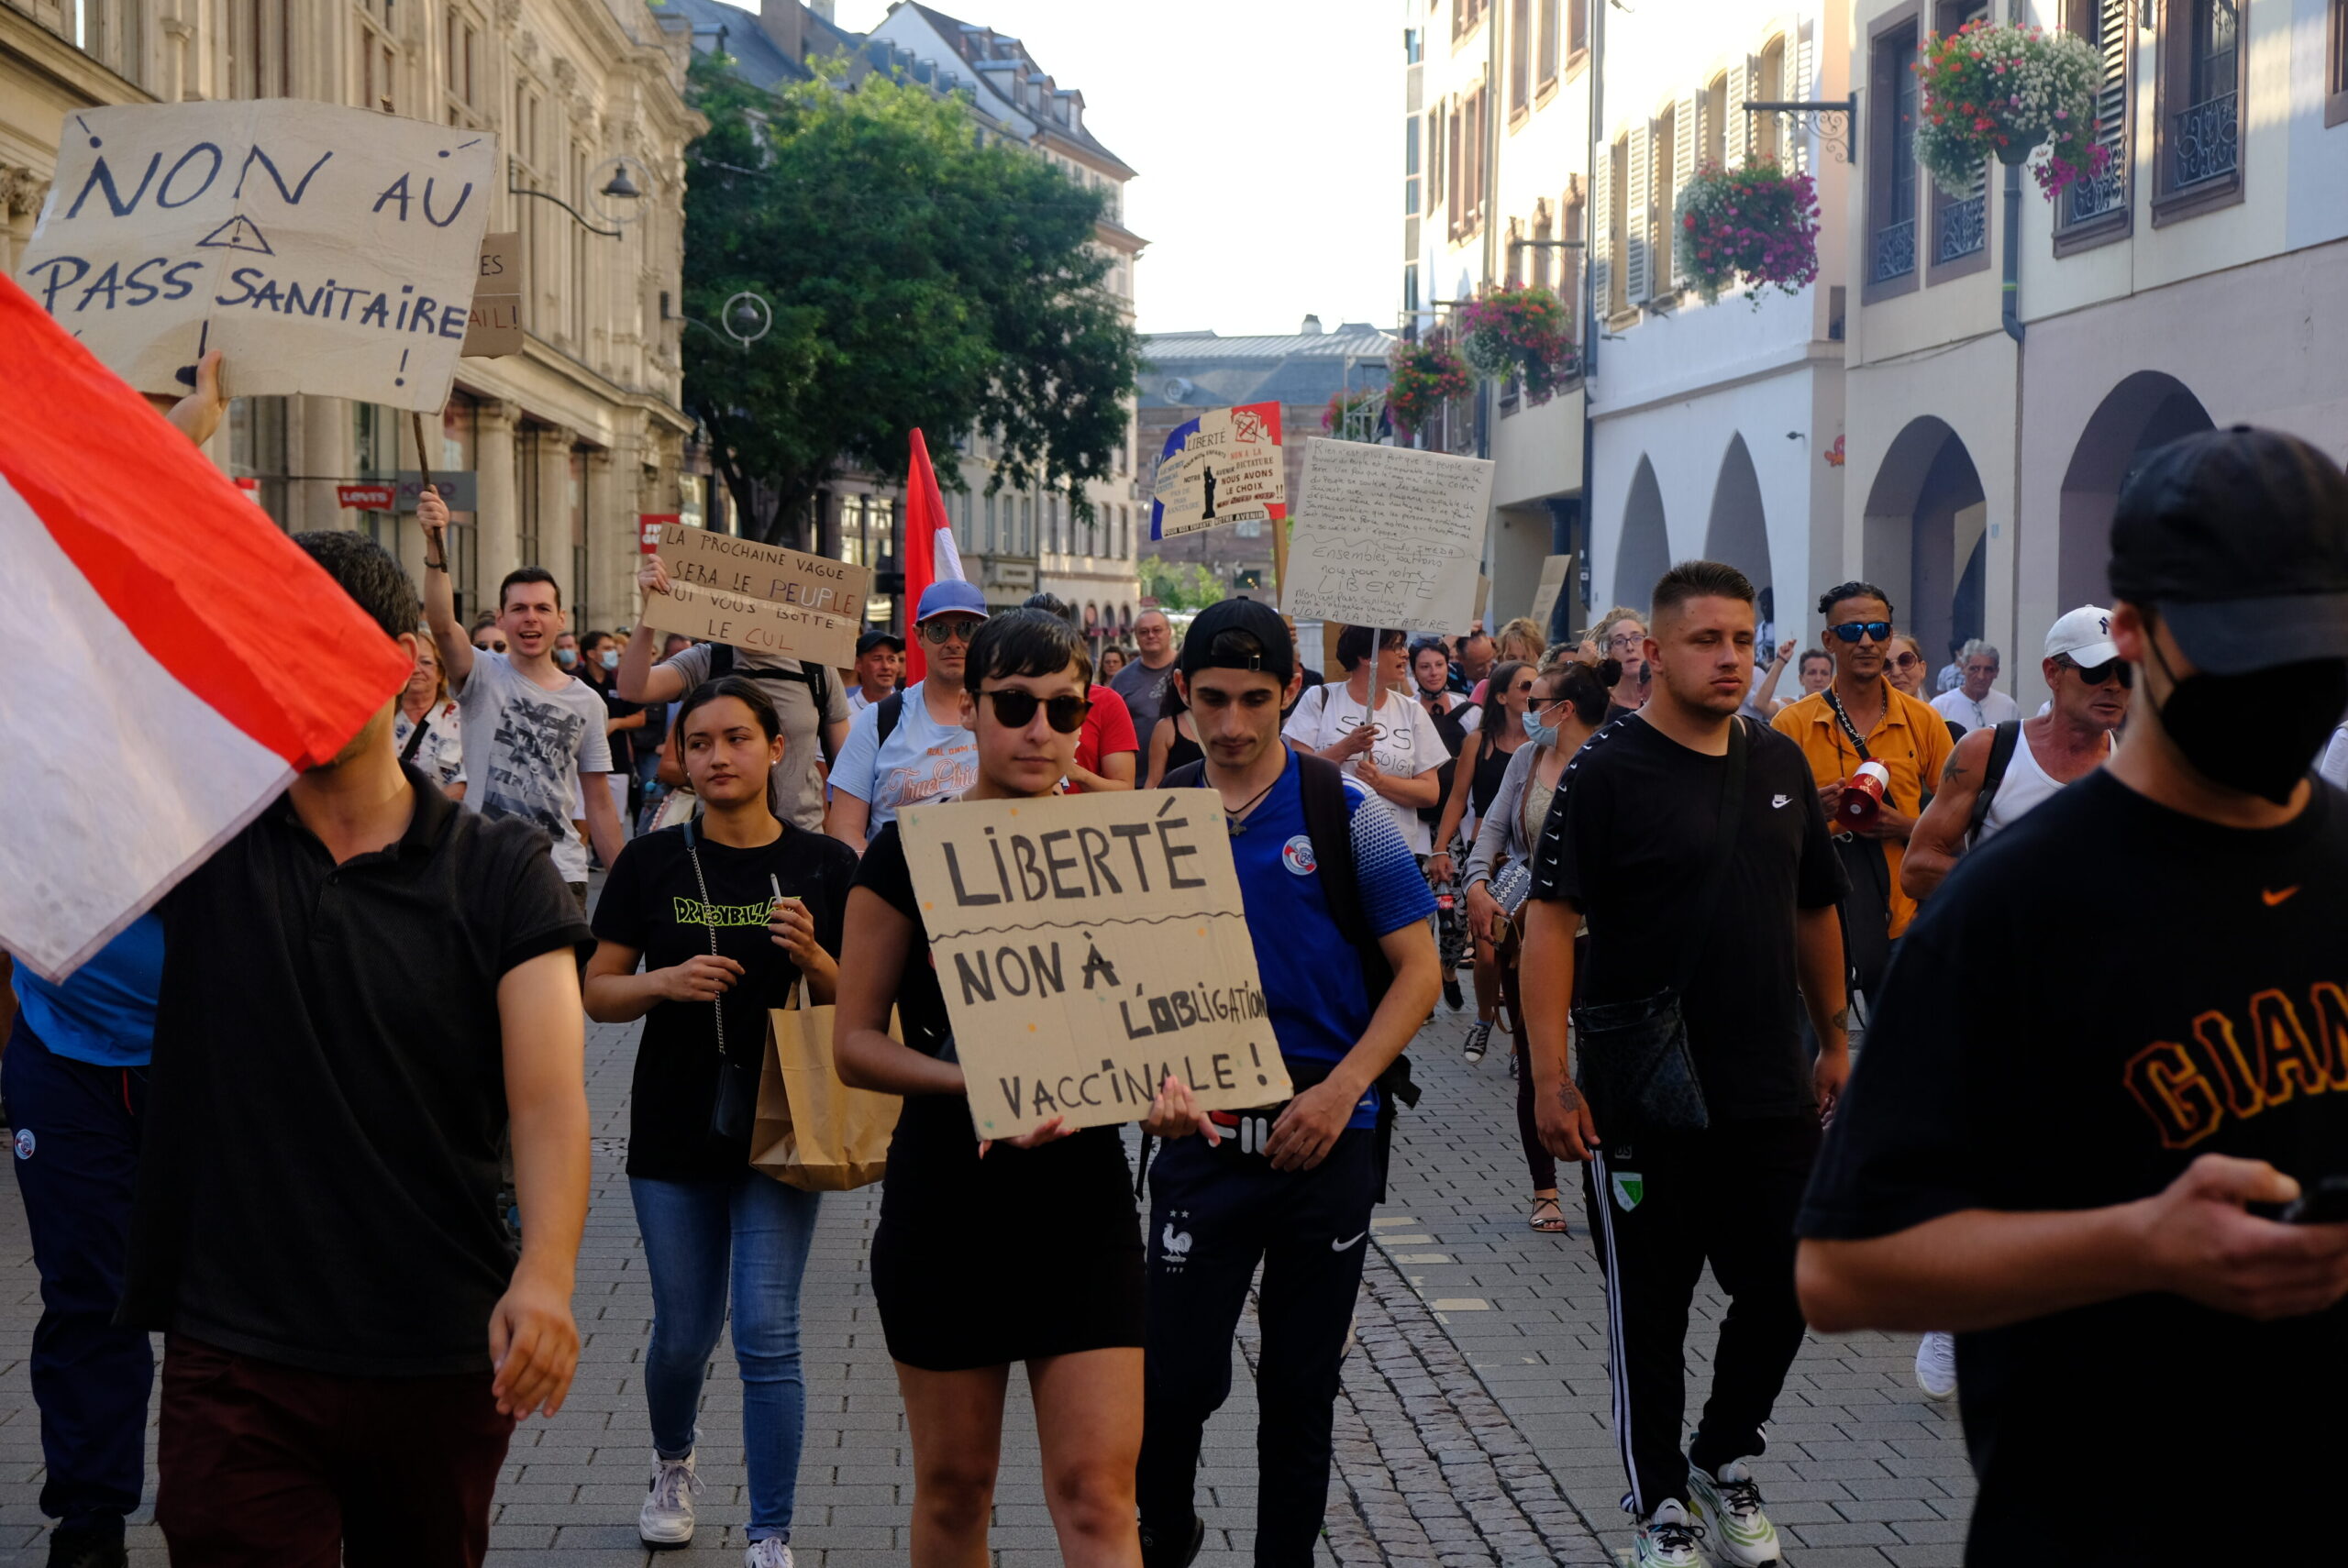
337, 483, 396, 511
639, 513, 680, 553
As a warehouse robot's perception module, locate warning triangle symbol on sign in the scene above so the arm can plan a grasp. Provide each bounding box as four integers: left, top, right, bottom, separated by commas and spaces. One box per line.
194, 215, 273, 256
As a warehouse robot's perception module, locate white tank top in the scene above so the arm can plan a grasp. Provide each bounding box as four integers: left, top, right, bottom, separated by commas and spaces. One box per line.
1977, 724, 2066, 841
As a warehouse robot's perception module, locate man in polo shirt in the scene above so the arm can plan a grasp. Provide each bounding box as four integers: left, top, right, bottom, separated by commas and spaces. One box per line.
1137, 597, 1440, 1568
123, 529, 593, 1566
1771, 582, 1955, 1009
827, 580, 988, 848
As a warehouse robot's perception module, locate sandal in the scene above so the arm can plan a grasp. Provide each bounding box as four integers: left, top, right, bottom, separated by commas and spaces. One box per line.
1529, 1197, 1569, 1234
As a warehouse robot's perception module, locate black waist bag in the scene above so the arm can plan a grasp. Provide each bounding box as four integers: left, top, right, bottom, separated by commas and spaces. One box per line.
1569, 718, 1748, 1134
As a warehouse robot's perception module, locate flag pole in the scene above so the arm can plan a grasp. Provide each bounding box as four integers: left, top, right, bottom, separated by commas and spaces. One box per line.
410, 412, 435, 497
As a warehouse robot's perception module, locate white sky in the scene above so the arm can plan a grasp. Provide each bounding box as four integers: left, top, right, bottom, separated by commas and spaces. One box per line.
833, 0, 1399, 338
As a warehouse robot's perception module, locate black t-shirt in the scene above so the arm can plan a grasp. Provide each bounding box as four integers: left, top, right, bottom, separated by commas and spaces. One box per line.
124, 767, 593, 1376
1799, 772, 2348, 1562
1528, 714, 1844, 1119
852, 823, 1136, 1242
593, 821, 856, 1181
586, 671, 640, 772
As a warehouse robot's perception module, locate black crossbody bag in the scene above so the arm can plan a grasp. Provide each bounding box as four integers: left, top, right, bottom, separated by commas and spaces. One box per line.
1567, 718, 1748, 1133
681, 820, 760, 1146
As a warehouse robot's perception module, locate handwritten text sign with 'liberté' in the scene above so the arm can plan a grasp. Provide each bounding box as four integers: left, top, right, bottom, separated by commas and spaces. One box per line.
1153, 402, 1288, 538
1282, 438, 1494, 635
17, 101, 495, 413
637, 525, 871, 670
897, 791, 1291, 1140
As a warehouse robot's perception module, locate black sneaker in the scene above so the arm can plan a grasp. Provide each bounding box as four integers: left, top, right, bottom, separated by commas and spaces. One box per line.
49, 1520, 127, 1568
1442, 976, 1464, 1010
1138, 1514, 1204, 1568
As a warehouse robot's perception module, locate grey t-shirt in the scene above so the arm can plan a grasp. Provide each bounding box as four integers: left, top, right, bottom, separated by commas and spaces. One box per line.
658, 643, 849, 833
453, 651, 612, 885
1110, 657, 1180, 745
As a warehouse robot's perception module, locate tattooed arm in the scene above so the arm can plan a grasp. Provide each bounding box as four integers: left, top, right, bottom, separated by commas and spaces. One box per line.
1901, 726, 1995, 903
1797, 904, 1851, 1104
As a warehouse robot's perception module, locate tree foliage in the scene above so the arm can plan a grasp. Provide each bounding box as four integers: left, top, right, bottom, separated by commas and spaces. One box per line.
1136, 557, 1224, 612
682, 55, 1141, 548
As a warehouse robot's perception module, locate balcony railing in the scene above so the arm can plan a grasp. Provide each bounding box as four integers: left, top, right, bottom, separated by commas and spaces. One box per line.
2173, 94, 2238, 188
1872, 218, 1916, 283
1935, 194, 1986, 263
2067, 161, 2127, 222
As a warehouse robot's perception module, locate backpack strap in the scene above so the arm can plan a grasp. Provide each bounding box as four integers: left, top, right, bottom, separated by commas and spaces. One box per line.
709, 642, 735, 679
1966, 721, 2022, 848
876, 690, 905, 749
1296, 754, 1393, 1010
1163, 759, 1208, 791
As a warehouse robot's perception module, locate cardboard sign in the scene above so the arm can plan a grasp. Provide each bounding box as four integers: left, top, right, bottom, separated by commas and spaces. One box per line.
460, 230, 522, 357
639, 513, 679, 553
1151, 402, 1287, 538
1282, 438, 1494, 635
336, 483, 394, 510
17, 101, 497, 413
897, 791, 1291, 1139
637, 523, 869, 669
1529, 554, 1574, 632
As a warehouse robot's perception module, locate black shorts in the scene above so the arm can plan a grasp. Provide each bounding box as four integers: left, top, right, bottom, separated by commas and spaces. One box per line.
870, 1219, 1144, 1372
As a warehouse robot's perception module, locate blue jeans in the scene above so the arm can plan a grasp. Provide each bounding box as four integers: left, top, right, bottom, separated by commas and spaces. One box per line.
629, 1172, 822, 1541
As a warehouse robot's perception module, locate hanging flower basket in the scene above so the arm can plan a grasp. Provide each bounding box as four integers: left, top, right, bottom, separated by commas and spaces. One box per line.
1322, 386, 1384, 441
1674, 160, 1822, 307
1913, 18, 2109, 199
1455, 284, 1577, 397
1385, 339, 1471, 437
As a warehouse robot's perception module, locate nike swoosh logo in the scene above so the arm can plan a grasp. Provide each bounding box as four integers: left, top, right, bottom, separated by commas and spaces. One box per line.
2263, 886, 2300, 906
1332, 1231, 1368, 1252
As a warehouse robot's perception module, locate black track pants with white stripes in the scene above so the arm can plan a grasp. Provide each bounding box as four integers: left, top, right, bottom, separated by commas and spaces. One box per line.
1580, 1115, 1820, 1517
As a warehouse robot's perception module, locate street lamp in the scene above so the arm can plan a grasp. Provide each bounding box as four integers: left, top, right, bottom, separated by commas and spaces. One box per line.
509, 155, 649, 239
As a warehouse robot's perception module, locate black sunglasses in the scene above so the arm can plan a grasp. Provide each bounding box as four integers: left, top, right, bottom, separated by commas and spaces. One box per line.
2062, 657, 2132, 689
1828, 621, 1893, 645
979, 688, 1091, 734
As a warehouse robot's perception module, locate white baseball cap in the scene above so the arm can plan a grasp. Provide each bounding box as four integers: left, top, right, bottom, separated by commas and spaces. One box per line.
2043, 604, 2119, 667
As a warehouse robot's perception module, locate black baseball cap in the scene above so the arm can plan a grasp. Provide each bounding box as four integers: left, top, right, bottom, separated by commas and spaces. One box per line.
1179, 598, 1294, 685
856, 630, 904, 656
2109, 425, 2348, 676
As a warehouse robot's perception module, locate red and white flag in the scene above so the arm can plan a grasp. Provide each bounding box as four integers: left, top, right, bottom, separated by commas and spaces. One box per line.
0, 275, 412, 981
901, 427, 968, 683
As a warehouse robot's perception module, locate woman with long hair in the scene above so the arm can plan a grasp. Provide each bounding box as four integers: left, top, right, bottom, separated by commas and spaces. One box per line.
833, 610, 1214, 1568
393, 632, 466, 800
582, 677, 860, 1562
1098, 643, 1129, 682
1462, 657, 1614, 1233
1427, 659, 1535, 1062
1144, 678, 1205, 788
1412, 638, 1476, 1009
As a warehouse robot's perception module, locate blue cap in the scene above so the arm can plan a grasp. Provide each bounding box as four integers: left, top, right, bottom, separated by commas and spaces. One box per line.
915, 579, 990, 623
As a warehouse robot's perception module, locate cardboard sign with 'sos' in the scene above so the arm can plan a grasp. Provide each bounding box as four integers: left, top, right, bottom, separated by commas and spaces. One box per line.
897, 790, 1290, 1140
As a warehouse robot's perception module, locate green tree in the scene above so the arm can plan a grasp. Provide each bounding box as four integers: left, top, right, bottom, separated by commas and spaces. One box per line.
1136, 556, 1224, 613
682, 55, 1141, 548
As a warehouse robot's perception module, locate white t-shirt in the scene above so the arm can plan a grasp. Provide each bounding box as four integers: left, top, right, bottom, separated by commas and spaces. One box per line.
830, 679, 979, 840
1281, 682, 1450, 855
454, 651, 612, 885
392, 699, 465, 791
1932, 685, 2021, 735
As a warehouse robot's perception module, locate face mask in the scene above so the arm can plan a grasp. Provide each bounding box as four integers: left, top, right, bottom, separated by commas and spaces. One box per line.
1523, 706, 1561, 748
600, 648, 622, 671
554, 648, 577, 668
2151, 640, 2348, 805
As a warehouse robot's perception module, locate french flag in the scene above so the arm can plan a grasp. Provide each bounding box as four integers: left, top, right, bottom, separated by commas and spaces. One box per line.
0, 274, 413, 980
901, 427, 967, 683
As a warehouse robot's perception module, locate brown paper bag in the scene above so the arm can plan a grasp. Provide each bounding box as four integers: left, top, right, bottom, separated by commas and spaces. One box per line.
751, 988, 902, 1191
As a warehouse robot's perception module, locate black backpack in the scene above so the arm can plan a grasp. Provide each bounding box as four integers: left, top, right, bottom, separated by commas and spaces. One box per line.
707, 644, 841, 766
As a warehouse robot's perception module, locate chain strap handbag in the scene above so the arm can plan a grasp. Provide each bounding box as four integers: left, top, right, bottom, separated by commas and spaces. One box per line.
682, 820, 760, 1147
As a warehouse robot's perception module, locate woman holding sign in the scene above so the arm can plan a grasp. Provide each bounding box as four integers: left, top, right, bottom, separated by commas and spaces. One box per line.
834, 609, 1217, 1568
581, 677, 858, 1562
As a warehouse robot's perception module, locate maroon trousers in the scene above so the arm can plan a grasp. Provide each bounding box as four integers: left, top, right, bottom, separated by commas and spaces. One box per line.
155, 1334, 515, 1568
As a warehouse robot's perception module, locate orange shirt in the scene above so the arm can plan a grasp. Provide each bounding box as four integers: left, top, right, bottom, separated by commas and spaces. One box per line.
1770, 684, 1955, 938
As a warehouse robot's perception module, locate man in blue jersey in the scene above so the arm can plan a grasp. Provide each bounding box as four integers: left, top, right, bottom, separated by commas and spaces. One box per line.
1136, 597, 1442, 1568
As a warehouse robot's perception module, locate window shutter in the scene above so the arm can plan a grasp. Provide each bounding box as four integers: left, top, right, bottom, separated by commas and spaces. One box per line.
1793, 30, 1816, 172
1673, 92, 1698, 287
1626, 127, 1652, 304
1727, 61, 1750, 163
1590, 149, 1613, 316
2091, 0, 2128, 199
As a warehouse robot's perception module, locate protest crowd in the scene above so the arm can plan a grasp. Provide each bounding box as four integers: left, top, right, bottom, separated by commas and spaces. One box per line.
5, 320, 2348, 1568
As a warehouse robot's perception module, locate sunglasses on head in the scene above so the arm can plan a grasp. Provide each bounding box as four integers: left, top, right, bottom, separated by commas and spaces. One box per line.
920, 616, 985, 645
2061, 656, 2132, 689
1828, 621, 1893, 645
979, 688, 1091, 734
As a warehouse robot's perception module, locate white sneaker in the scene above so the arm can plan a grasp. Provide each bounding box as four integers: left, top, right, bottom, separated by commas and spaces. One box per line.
1915, 1330, 1959, 1401
1633, 1498, 1707, 1568
1687, 1459, 1782, 1564
744, 1542, 794, 1568
637, 1451, 703, 1547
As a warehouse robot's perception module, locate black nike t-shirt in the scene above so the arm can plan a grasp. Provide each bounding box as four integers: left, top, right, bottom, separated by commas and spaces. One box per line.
1527, 714, 1845, 1119
1799, 771, 2348, 1563
593, 821, 857, 1181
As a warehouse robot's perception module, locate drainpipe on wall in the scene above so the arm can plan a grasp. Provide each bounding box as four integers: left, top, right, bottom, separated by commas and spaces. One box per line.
1569, 0, 1607, 636
1480, 0, 1504, 463
1999, 160, 2023, 345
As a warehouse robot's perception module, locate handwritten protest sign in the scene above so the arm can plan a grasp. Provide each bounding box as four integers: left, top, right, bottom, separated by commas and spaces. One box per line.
1282, 438, 1494, 635
637, 524, 871, 669
897, 791, 1291, 1139
1529, 554, 1574, 631
1150, 402, 1287, 538
17, 101, 496, 412
460, 231, 521, 357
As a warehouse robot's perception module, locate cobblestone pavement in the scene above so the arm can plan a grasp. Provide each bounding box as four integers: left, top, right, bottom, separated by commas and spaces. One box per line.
0, 1000, 1969, 1566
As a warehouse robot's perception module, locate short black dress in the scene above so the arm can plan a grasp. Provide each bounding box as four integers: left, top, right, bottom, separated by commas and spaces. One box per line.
853, 823, 1144, 1371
